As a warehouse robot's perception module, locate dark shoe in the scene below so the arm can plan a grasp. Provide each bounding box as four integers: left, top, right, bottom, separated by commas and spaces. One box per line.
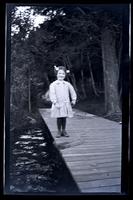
62, 130, 69, 137
61, 131, 64, 136
56, 131, 61, 138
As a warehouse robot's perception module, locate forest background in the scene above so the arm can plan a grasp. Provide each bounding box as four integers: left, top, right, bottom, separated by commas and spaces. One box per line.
9, 4, 129, 130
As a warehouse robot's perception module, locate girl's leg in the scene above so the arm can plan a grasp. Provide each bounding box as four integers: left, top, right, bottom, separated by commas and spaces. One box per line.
56, 118, 62, 137
57, 118, 62, 131
62, 117, 66, 130
62, 117, 69, 137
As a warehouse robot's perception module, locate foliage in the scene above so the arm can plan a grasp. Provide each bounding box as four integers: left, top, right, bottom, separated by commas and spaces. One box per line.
10, 4, 126, 124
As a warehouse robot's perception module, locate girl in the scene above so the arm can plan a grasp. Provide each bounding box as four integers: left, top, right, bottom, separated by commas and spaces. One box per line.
49, 66, 77, 138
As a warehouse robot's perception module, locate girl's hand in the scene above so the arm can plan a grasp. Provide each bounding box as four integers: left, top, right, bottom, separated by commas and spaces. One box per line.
53, 101, 56, 105
71, 100, 76, 106
55, 103, 61, 108
53, 101, 60, 108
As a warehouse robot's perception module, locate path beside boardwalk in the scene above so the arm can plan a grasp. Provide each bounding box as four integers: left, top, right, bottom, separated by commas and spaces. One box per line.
39, 108, 122, 193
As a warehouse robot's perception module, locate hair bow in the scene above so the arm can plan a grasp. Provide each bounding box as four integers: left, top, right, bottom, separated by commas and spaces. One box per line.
54, 65, 59, 71
66, 70, 70, 73
53, 65, 70, 73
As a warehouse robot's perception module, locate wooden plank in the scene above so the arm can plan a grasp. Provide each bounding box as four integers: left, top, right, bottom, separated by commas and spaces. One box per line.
81, 185, 121, 193
83, 142, 121, 146
55, 139, 121, 147
62, 149, 121, 154
64, 128, 121, 131
70, 167, 121, 176
62, 150, 121, 156
71, 168, 121, 176
77, 178, 120, 189
52, 132, 121, 140
63, 143, 121, 147
75, 143, 121, 147
73, 171, 121, 182
66, 164, 120, 172
67, 163, 121, 172
68, 137, 121, 140
78, 139, 121, 143
66, 160, 121, 167
63, 150, 120, 155
62, 146, 120, 152
64, 155, 121, 162
63, 152, 121, 157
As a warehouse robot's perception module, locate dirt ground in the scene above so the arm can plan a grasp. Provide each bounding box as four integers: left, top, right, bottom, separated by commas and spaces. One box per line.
75, 96, 122, 123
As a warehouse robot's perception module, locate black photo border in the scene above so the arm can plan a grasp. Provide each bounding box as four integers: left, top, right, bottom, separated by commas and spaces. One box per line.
0, 0, 132, 199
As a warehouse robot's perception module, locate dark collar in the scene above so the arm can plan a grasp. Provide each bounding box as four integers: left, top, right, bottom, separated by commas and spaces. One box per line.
56, 80, 65, 85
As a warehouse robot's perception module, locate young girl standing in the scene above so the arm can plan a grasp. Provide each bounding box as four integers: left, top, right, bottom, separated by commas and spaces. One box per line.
49, 66, 77, 138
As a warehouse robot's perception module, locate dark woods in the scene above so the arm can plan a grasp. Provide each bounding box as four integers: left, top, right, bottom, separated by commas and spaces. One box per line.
9, 5, 129, 130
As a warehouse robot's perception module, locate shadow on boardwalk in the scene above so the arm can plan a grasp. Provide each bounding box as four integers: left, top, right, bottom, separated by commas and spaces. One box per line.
39, 108, 122, 193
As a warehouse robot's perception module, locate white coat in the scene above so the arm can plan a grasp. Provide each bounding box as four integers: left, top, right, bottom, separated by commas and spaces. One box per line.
49, 80, 77, 118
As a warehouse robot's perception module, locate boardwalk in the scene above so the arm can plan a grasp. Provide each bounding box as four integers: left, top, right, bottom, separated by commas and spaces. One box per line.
39, 108, 122, 193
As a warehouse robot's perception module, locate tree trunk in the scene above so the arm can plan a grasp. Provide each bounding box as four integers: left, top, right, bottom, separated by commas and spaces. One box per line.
118, 31, 123, 109
44, 72, 50, 86
118, 30, 123, 68
71, 73, 78, 92
101, 28, 121, 114
87, 54, 99, 96
62, 55, 71, 82
81, 69, 87, 99
80, 50, 87, 98
65, 55, 78, 93
28, 66, 31, 113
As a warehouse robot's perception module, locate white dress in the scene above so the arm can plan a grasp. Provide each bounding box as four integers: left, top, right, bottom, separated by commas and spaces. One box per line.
49, 80, 77, 118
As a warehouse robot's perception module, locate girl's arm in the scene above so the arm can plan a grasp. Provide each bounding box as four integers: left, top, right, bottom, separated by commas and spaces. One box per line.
49, 83, 57, 104
68, 83, 77, 105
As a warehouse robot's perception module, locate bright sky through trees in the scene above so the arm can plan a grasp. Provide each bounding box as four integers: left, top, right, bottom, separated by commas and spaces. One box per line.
16, 6, 46, 27
11, 6, 47, 36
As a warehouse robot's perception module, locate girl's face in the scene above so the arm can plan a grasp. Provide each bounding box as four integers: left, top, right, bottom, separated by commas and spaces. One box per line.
57, 69, 66, 81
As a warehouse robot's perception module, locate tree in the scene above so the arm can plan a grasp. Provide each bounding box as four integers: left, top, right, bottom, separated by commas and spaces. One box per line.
11, 5, 126, 117
69, 5, 123, 114
101, 27, 121, 114
10, 5, 38, 125
99, 9, 123, 115
28, 6, 102, 100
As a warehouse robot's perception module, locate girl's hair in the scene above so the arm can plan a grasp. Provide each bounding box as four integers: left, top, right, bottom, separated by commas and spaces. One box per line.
54, 65, 70, 74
